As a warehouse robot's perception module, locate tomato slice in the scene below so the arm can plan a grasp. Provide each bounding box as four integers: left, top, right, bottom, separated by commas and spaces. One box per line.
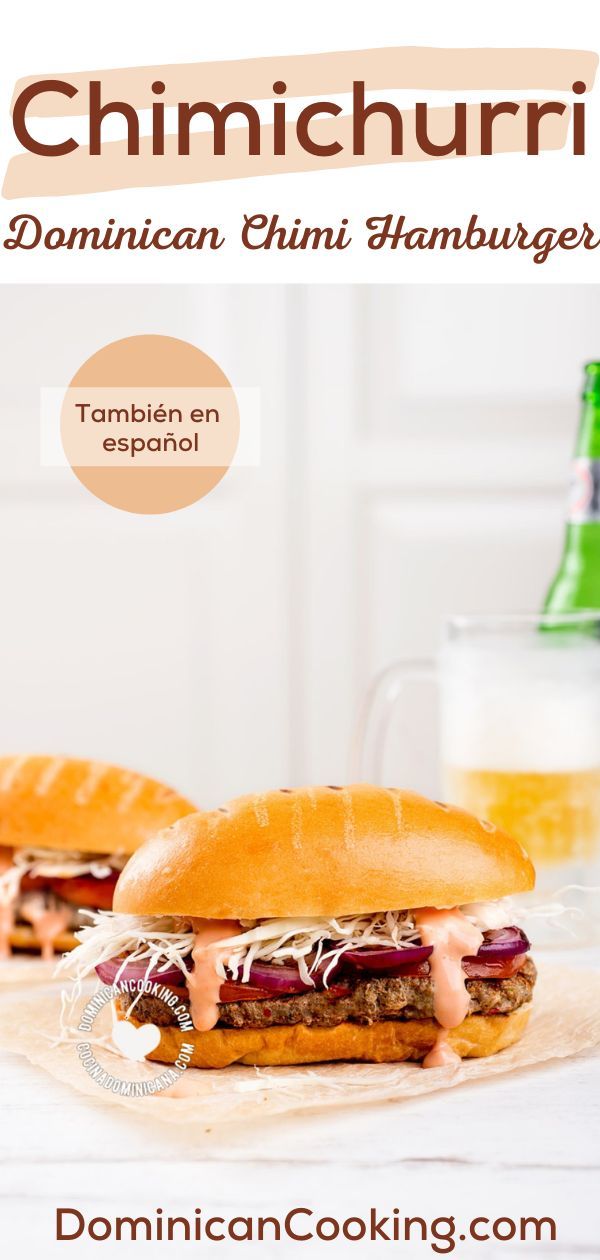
47, 873, 118, 911
462, 955, 526, 980
20, 872, 51, 894
355, 956, 526, 982
382, 961, 431, 978
219, 980, 273, 1002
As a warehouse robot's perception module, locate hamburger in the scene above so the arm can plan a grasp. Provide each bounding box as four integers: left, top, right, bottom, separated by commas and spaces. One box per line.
0, 755, 196, 958
65, 784, 536, 1069
64, 786, 534, 1063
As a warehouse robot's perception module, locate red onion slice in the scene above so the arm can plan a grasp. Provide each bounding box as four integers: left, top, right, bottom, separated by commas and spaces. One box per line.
344, 928, 528, 975
95, 956, 185, 989
344, 944, 433, 972
247, 957, 340, 993
466, 926, 530, 963
96, 954, 336, 998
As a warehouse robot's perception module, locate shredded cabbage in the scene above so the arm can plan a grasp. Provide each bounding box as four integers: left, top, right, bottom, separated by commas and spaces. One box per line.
0, 863, 22, 908
11, 848, 125, 880
58, 901, 519, 991
0, 849, 125, 910
464, 891, 591, 938
56, 912, 196, 984
462, 898, 517, 931
218, 911, 424, 987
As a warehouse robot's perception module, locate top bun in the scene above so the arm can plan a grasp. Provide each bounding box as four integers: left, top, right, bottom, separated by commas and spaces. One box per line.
0, 755, 196, 856
114, 784, 535, 919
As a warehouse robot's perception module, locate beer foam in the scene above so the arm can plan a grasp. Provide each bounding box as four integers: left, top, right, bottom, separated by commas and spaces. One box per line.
441, 637, 600, 772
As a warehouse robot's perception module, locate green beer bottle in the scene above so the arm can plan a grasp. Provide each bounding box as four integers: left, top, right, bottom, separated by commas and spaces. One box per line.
543, 362, 600, 613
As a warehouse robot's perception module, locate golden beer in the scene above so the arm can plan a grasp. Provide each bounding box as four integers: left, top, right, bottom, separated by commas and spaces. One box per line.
444, 765, 600, 865
357, 612, 600, 897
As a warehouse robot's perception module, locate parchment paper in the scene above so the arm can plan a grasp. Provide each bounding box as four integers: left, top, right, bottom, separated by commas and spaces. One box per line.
0, 956, 57, 988
0, 964, 598, 1125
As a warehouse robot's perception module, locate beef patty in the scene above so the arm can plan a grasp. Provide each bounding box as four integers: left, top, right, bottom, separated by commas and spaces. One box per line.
117, 957, 536, 1031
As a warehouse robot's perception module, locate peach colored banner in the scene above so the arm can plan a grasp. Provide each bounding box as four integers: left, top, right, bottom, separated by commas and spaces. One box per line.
11, 47, 599, 115
4, 46, 596, 198
3, 101, 573, 199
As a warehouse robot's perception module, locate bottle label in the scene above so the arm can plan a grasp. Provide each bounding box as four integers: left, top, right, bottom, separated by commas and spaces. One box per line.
568, 458, 600, 523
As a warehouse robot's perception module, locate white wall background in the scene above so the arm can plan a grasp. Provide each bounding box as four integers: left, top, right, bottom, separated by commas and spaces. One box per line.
0, 284, 595, 807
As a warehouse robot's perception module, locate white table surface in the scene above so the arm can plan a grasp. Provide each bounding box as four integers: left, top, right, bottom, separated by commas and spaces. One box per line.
1, 949, 598, 1259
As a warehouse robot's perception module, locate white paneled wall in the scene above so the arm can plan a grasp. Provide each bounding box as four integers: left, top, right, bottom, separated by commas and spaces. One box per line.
300, 285, 600, 791
0, 284, 597, 805
0, 286, 292, 808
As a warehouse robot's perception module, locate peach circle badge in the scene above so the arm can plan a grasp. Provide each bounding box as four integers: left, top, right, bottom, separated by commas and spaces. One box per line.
60, 334, 240, 514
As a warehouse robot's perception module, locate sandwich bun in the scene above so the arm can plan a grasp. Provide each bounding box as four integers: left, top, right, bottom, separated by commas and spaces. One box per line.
126, 1005, 532, 1070
6, 924, 78, 954
0, 755, 196, 857
114, 783, 535, 919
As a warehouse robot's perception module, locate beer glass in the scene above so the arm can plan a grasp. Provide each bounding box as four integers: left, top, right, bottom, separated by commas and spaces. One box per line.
354, 612, 600, 914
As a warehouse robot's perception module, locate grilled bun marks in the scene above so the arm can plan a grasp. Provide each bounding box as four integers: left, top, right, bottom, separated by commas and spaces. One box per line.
128, 1005, 532, 1070
114, 784, 535, 920
0, 755, 196, 855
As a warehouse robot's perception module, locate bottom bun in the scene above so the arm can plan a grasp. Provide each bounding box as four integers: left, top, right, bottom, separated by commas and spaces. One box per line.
8, 925, 78, 955
130, 1006, 531, 1070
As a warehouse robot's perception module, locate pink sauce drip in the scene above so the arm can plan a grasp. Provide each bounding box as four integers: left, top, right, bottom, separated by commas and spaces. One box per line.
414, 907, 483, 1069
20, 900, 71, 961
0, 850, 16, 959
422, 1029, 461, 1069
0, 904, 14, 960
187, 919, 241, 1032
